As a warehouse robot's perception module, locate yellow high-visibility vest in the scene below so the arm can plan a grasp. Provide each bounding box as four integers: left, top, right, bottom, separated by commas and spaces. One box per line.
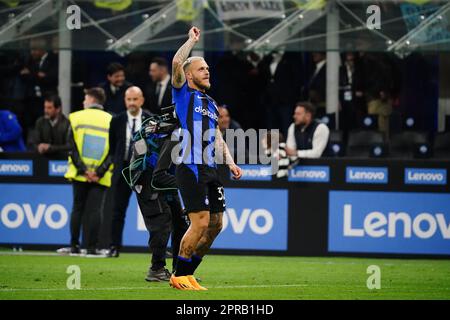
293, 0, 327, 10
65, 108, 113, 187
176, 0, 207, 22
405, 0, 432, 5
94, 0, 132, 11
0, 0, 20, 7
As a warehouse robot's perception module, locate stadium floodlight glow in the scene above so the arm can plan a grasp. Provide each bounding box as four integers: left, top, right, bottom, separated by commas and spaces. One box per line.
332, 144, 341, 154
406, 117, 415, 128
363, 117, 373, 127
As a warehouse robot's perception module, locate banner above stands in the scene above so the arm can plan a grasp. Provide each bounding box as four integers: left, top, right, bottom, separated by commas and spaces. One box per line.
215, 0, 285, 21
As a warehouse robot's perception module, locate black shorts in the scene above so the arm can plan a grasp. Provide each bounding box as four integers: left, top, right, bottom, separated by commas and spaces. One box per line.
176, 164, 226, 214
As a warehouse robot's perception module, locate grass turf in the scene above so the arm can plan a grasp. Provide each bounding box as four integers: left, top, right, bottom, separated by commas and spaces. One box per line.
0, 252, 449, 300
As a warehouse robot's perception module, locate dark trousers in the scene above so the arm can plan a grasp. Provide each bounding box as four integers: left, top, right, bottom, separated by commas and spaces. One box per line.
135, 170, 172, 271
110, 166, 133, 248
70, 181, 107, 250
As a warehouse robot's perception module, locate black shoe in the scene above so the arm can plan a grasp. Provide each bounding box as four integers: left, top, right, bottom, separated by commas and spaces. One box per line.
107, 247, 120, 258
145, 267, 171, 282
70, 245, 80, 254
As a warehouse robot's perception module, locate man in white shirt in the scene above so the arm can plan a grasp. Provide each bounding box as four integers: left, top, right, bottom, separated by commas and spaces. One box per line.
285, 102, 330, 159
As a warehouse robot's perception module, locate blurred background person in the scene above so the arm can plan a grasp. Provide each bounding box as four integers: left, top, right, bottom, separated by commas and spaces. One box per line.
100, 62, 132, 115
259, 49, 302, 135
339, 52, 366, 140
31, 94, 70, 158
107, 86, 151, 257
218, 105, 242, 161
359, 53, 396, 137
218, 105, 242, 134
0, 51, 27, 135
65, 87, 113, 256
20, 38, 58, 137
285, 102, 329, 159
305, 52, 327, 118
0, 108, 26, 152
144, 57, 172, 115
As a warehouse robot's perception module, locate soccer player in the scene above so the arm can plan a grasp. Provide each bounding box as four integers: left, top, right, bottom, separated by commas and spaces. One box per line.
169, 27, 242, 290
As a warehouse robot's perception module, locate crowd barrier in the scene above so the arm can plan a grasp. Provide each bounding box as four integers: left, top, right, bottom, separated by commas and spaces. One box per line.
0, 153, 449, 258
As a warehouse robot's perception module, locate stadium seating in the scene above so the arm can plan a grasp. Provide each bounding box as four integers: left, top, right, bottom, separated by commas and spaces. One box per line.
360, 115, 378, 130
388, 131, 430, 159
433, 132, 450, 159
323, 130, 344, 157
318, 113, 336, 130
346, 130, 385, 158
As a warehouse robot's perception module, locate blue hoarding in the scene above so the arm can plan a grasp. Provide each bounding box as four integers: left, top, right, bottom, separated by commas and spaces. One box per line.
404, 168, 447, 185
0, 184, 288, 251
346, 167, 388, 184
0, 160, 33, 176
328, 191, 450, 255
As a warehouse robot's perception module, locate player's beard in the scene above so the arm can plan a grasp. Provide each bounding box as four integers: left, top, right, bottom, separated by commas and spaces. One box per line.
193, 77, 210, 91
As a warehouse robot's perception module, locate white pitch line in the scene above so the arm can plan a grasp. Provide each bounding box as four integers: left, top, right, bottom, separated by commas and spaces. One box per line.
0, 284, 307, 292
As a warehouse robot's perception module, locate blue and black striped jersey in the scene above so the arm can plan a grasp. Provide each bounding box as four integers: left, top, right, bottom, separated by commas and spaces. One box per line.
173, 83, 219, 168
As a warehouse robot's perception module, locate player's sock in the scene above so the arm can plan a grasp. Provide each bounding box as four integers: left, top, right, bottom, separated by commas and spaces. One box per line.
190, 254, 203, 274
174, 256, 192, 276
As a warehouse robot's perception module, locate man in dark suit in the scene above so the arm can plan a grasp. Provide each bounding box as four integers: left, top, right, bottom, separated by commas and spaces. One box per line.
258, 50, 302, 135
107, 86, 151, 257
20, 38, 58, 136
100, 63, 132, 115
306, 52, 327, 117
144, 57, 172, 115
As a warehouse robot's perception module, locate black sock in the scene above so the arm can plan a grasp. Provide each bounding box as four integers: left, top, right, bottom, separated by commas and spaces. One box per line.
190, 254, 203, 275
175, 256, 192, 276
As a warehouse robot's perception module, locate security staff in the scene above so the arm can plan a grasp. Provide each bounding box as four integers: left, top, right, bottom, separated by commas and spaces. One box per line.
65, 87, 113, 256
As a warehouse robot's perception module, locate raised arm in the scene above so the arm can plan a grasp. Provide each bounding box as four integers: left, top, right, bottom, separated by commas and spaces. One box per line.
172, 26, 200, 88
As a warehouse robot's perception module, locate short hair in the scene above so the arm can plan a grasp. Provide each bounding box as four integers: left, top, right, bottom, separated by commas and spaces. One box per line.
44, 94, 62, 109
84, 87, 106, 105
106, 62, 125, 76
151, 57, 169, 69
182, 56, 205, 73
296, 101, 316, 118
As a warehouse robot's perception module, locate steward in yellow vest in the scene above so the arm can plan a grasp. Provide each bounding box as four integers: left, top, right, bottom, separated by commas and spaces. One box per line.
65, 87, 113, 255
65, 94, 113, 187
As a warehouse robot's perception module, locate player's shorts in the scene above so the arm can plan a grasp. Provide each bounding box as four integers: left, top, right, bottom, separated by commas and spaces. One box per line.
176, 163, 226, 214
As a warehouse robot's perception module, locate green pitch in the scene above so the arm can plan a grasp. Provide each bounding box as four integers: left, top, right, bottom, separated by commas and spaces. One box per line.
0, 252, 449, 300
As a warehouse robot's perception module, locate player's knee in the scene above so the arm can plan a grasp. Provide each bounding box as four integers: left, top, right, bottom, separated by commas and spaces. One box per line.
191, 213, 210, 233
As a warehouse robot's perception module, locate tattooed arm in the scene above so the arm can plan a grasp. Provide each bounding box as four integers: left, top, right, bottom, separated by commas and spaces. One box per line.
215, 127, 242, 180
172, 26, 200, 88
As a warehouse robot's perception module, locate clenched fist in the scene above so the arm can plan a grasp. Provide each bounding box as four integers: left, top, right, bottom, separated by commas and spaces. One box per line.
189, 26, 200, 43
